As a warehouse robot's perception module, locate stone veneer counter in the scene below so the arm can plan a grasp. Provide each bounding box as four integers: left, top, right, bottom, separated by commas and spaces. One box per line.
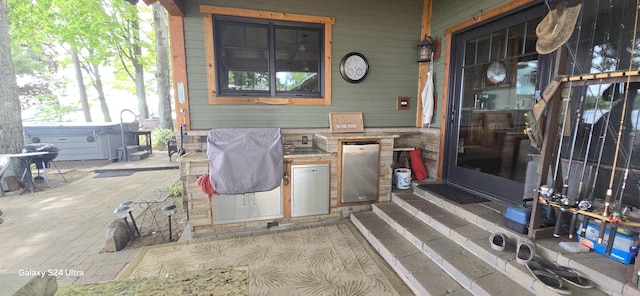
314, 132, 399, 140
314, 132, 399, 153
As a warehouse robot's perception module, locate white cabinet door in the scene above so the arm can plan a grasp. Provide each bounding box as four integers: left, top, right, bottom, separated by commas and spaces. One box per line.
213, 194, 250, 223
250, 186, 282, 219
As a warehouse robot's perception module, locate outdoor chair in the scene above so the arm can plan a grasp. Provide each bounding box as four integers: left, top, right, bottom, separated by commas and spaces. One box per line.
0, 157, 10, 196
168, 139, 178, 161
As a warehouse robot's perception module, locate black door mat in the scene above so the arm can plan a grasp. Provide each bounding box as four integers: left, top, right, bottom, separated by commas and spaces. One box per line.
94, 171, 136, 178
418, 183, 489, 204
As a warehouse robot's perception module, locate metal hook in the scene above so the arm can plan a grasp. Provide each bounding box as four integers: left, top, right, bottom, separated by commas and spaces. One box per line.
472, 10, 483, 22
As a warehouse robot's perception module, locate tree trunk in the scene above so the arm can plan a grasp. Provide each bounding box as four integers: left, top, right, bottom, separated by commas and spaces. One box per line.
0, 0, 25, 156
134, 62, 148, 119
132, 18, 148, 119
71, 50, 92, 122
153, 3, 172, 129
91, 62, 112, 122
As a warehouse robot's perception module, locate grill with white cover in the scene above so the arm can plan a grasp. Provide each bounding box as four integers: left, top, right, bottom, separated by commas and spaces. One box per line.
207, 128, 283, 195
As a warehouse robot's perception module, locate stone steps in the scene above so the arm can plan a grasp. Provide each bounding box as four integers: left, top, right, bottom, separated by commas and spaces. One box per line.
129, 151, 149, 161
351, 186, 620, 295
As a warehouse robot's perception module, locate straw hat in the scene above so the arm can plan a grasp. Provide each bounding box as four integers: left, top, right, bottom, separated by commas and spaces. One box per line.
536, 3, 582, 54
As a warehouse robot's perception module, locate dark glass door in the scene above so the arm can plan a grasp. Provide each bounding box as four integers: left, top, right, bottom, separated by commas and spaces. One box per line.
445, 4, 549, 203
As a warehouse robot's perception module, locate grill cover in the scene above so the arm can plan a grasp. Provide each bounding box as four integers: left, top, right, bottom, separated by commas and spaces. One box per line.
207, 128, 283, 195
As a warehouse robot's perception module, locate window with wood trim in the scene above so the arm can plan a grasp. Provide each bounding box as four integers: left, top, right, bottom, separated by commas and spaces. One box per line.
200, 6, 335, 105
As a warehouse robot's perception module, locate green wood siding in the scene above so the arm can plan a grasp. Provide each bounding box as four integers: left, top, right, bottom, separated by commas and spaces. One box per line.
183, 0, 423, 129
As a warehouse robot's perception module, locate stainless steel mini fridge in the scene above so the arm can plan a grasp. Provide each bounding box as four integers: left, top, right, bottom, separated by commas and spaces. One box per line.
341, 141, 379, 203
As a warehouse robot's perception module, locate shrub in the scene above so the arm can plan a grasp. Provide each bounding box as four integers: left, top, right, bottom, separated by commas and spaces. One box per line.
151, 128, 175, 149
167, 183, 183, 196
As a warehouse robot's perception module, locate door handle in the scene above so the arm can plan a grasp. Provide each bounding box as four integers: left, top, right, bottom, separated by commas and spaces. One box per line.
450, 108, 456, 125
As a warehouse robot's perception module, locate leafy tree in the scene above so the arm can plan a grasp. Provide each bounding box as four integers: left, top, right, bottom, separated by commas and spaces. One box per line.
112, 0, 151, 119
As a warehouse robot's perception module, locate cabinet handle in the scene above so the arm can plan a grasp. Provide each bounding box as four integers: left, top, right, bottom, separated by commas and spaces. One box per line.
242, 194, 246, 206
305, 169, 317, 172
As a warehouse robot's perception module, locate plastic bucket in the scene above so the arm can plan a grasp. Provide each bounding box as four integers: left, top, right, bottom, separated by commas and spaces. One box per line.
394, 168, 412, 189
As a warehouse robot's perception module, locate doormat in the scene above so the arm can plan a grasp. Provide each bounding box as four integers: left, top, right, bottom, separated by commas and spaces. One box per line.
418, 183, 489, 204
94, 171, 136, 178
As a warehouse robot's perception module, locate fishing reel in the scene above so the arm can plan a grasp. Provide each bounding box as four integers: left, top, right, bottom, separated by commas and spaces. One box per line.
556, 194, 571, 210
538, 184, 554, 198
578, 200, 592, 211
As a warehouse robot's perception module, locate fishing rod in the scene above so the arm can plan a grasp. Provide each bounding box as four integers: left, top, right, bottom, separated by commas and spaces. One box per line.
598, 3, 640, 244
569, 81, 600, 239
551, 0, 585, 238
579, 83, 618, 239
567, 0, 603, 239
569, 79, 604, 238
605, 83, 640, 255
554, 84, 587, 238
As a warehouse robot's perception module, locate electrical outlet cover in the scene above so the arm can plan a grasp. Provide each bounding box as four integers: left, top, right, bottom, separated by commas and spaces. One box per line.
397, 96, 410, 110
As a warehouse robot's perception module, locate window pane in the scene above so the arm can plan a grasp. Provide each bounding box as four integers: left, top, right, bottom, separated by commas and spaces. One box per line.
218, 22, 269, 92
523, 18, 541, 54
507, 23, 525, 57
476, 35, 491, 64
275, 27, 321, 93
490, 29, 507, 60
464, 38, 478, 66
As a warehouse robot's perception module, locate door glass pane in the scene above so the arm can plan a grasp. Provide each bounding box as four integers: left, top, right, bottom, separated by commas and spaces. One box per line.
490, 29, 507, 61
464, 38, 478, 66
457, 25, 536, 182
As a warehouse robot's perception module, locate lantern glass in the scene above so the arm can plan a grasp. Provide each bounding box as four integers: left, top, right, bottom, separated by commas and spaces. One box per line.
114, 205, 130, 218
162, 204, 176, 217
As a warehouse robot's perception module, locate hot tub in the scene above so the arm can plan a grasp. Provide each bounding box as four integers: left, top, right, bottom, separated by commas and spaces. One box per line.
23, 122, 138, 161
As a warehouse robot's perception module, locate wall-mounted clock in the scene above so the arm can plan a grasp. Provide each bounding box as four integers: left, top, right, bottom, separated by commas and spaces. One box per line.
486, 61, 507, 84
340, 52, 369, 83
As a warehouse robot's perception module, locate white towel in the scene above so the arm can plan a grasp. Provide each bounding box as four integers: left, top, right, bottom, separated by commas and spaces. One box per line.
421, 61, 434, 127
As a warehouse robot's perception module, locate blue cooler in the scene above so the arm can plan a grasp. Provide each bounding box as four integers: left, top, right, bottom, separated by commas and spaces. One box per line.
579, 222, 638, 264
504, 198, 555, 234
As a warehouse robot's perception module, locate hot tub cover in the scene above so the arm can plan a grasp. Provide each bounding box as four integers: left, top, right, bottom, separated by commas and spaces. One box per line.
207, 128, 283, 195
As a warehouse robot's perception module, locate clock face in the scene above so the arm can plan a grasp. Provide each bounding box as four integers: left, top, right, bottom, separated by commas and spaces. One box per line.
487, 62, 507, 84
340, 52, 369, 83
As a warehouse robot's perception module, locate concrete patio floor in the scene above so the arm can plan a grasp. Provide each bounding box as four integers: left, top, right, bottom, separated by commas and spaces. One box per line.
0, 153, 180, 287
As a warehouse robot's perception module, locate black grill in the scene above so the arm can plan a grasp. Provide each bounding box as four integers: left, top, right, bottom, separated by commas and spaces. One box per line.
22, 143, 60, 164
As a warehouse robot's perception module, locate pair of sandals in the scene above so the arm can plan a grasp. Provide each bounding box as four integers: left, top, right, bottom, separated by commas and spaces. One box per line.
489, 233, 594, 293
489, 233, 536, 264
527, 258, 595, 294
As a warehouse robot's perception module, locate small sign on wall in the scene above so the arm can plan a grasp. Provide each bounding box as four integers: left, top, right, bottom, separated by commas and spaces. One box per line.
329, 112, 364, 133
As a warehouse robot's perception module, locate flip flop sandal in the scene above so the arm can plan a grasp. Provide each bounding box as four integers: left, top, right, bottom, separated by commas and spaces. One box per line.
527, 261, 571, 295
536, 259, 595, 289
489, 232, 507, 252
516, 237, 535, 264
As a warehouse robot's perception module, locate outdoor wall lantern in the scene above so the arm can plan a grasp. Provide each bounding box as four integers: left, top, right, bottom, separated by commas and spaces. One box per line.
119, 201, 140, 236
417, 36, 437, 63
162, 203, 177, 242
